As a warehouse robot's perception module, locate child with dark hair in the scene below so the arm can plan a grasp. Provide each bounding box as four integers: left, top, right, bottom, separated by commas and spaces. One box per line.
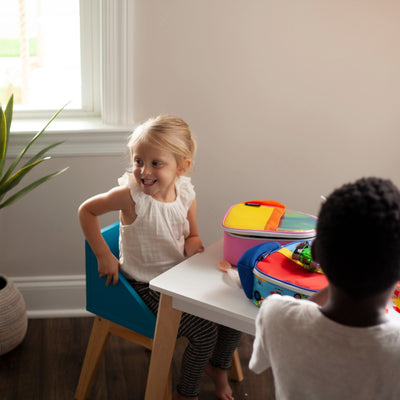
249, 177, 400, 399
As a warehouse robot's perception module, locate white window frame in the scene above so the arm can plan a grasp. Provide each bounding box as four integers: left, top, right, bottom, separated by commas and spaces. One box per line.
79, 0, 101, 117
8, 0, 134, 157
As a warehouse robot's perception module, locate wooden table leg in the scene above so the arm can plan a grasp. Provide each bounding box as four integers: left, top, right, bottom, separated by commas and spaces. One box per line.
145, 294, 182, 400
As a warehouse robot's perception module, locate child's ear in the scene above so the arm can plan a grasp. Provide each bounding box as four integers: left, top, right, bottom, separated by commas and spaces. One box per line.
177, 159, 191, 176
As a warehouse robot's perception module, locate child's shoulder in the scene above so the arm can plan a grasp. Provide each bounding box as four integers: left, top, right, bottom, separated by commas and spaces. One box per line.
117, 172, 153, 211
107, 184, 135, 202
177, 175, 192, 188
118, 172, 137, 188
118, 172, 142, 195
177, 176, 195, 206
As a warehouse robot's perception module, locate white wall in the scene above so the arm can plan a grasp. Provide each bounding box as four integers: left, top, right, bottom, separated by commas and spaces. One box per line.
1, 1, 400, 313
131, 0, 400, 244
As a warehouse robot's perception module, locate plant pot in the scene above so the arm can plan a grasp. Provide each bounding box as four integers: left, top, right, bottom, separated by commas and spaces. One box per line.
0, 275, 28, 355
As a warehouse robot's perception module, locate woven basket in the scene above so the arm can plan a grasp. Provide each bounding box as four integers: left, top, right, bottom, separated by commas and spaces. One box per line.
0, 275, 28, 355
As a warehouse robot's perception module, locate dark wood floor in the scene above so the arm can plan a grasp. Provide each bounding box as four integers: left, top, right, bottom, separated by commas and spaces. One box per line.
0, 317, 275, 400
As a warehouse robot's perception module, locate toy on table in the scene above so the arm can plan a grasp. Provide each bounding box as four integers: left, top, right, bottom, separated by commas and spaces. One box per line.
292, 241, 323, 273
237, 240, 329, 307
392, 282, 400, 313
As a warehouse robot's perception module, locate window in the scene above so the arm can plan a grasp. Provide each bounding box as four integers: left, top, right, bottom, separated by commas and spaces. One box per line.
0, 0, 96, 114
3, 0, 133, 157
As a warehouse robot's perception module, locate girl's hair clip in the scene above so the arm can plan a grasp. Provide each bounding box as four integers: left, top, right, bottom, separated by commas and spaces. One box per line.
320, 195, 327, 202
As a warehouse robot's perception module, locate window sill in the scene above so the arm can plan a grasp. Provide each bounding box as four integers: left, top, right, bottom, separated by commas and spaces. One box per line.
8, 117, 132, 157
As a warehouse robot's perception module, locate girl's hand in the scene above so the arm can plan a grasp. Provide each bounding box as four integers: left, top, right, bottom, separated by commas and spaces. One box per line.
184, 235, 204, 257
97, 253, 120, 286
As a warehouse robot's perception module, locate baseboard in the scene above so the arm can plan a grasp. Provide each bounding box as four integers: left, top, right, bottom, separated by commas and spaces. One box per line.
10, 275, 92, 319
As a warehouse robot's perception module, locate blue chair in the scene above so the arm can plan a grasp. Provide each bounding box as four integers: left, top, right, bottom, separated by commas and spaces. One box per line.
74, 222, 243, 400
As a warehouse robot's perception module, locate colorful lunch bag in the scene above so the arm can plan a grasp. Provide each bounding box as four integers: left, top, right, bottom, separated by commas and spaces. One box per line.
237, 240, 329, 306
222, 200, 317, 266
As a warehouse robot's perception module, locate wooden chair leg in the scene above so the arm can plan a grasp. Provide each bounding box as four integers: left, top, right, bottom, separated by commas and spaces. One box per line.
75, 317, 111, 400
229, 348, 244, 382
163, 368, 173, 400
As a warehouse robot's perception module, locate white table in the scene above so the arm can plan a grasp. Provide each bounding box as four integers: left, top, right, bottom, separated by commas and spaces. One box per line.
143, 239, 400, 399
144, 240, 258, 400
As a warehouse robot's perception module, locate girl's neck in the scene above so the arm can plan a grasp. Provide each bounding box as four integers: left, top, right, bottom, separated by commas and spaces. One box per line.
321, 284, 394, 327
150, 182, 177, 203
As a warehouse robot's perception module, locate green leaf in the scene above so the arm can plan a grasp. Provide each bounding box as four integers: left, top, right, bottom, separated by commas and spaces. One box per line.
0, 107, 6, 177
25, 101, 70, 152
0, 95, 14, 177
5, 94, 13, 138
0, 94, 68, 210
0, 167, 69, 209
0, 100, 68, 187
23, 141, 65, 167
0, 158, 49, 198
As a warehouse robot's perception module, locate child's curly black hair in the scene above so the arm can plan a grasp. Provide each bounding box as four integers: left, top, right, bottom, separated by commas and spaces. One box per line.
314, 177, 400, 299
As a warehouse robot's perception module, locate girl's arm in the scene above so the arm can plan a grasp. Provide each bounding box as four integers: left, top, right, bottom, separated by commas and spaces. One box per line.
78, 186, 135, 286
184, 199, 204, 257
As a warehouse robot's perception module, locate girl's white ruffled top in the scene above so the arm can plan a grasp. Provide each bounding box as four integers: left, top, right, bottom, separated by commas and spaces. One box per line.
117, 173, 195, 283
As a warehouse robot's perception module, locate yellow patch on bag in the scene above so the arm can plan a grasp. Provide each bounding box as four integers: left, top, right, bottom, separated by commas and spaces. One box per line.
223, 201, 285, 231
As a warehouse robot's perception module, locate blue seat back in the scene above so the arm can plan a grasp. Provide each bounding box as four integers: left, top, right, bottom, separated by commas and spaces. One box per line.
85, 221, 157, 338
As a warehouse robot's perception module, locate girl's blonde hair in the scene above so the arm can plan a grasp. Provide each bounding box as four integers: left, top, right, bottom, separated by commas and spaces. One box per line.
127, 115, 196, 170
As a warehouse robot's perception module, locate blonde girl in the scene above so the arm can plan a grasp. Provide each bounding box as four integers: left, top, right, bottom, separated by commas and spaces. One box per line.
79, 115, 241, 400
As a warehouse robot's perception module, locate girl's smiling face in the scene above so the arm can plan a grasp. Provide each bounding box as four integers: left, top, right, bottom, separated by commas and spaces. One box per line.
132, 142, 183, 202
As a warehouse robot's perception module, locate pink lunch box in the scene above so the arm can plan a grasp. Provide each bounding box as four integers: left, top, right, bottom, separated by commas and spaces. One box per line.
222, 201, 317, 266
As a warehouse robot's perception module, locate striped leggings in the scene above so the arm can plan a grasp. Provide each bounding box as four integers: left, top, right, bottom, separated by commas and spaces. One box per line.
128, 279, 241, 398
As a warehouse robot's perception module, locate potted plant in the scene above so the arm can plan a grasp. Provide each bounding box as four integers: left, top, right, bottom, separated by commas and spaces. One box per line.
0, 95, 68, 355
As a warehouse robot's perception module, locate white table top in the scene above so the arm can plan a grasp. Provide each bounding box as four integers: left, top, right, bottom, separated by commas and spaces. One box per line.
150, 240, 259, 335
150, 240, 400, 336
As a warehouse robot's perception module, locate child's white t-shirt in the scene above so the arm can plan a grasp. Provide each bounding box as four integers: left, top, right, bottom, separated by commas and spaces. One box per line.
117, 173, 195, 283
250, 294, 400, 400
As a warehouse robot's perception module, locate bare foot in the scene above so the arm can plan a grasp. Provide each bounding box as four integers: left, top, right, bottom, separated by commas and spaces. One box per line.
172, 390, 198, 400
204, 362, 234, 400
